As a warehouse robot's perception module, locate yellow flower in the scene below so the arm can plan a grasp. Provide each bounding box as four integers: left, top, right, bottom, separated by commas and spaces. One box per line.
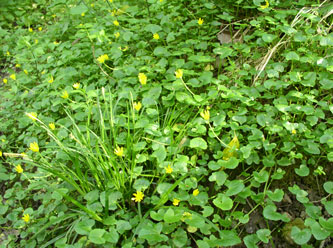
114, 146, 124, 157
29, 142, 39, 152
73, 82, 80, 89
260, 0, 269, 9
292, 129, 296, 134
38, 27, 42, 31
153, 33, 160, 40
61, 90, 69, 99
26, 112, 37, 121
49, 123, 55, 130
97, 54, 109, 63
29, 28, 33, 32
10, 74, 16, 80
173, 199, 180, 206
132, 191, 144, 202
138, 73, 147, 85
22, 214, 30, 223
193, 189, 199, 196
165, 165, 173, 174
81, 12, 85, 16
175, 69, 183, 79
0, 151, 2, 157
6, 51, 10, 56
3, 78, 8, 84
200, 109, 210, 121
53, 41, 59, 45
133, 101, 142, 111
222, 134, 240, 160
48, 75, 54, 83
16, 64, 21, 68
24, 69, 28, 75
15, 165, 23, 174
198, 18, 204, 25
113, 20, 119, 26
114, 32, 120, 38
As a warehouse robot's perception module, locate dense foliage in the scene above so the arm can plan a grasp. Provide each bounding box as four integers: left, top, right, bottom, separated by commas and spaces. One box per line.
0, 0, 332, 247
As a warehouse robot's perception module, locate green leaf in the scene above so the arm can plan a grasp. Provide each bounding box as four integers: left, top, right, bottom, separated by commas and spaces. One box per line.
188, 55, 214, 63
267, 189, 284, 202
74, 219, 95, 235
328, 152, 333, 162
138, 222, 168, 244
154, 47, 170, 57
190, 137, 207, 150
218, 230, 241, 246
225, 180, 244, 196
253, 170, 269, 183
319, 217, 333, 232
172, 228, 188, 247
201, 206, 214, 217
285, 51, 300, 61
263, 204, 289, 222
89, 229, 106, 245
104, 228, 119, 243
213, 47, 233, 59
185, 213, 205, 228
295, 164, 310, 177
208, 171, 227, 186
213, 193, 233, 210
290, 227, 311, 245
164, 208, 182, 223
305, 218, 330, 240
244, 234, 259, 248
262, 33, 277, 43
152, 146, 166, 163
144, 24, 162, 33
220, 157, 239, 169
323, 181, 333, 194
324, 201, 333, 215
319, 78, 333, 89
70, 5, 88, 15
256, 229, 270, 243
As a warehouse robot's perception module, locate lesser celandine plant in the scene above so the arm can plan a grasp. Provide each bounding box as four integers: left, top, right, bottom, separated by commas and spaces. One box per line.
0, 0, 333, 247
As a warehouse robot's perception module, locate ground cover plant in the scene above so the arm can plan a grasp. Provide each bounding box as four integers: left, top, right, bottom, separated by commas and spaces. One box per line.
0, 0, 333, 247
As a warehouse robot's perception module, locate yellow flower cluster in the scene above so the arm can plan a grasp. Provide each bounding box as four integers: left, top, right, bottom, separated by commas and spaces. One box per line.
73, 82, 80, 89
15, 165, 23, 174
153, 33, 159, 40
133, 102, 142, 111
49, 123, 55, 130
26, 112, 37, 121
22, 213, 30, 223
132, 191, 144, 202
260, 0, 269, 9
198, 18, 204, 25
114, 146, 124, 157
61, 90, 69, 99
175, 69, 183, 79
97, 54, 109, 63
165, 164, 173, 174
138, 73, 147, 85
200, 109, 210, 121
29, 142, 39, 152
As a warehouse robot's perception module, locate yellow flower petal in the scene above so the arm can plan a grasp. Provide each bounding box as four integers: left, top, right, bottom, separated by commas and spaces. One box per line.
132, 191, 144, 202
29, 142, 39, 152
